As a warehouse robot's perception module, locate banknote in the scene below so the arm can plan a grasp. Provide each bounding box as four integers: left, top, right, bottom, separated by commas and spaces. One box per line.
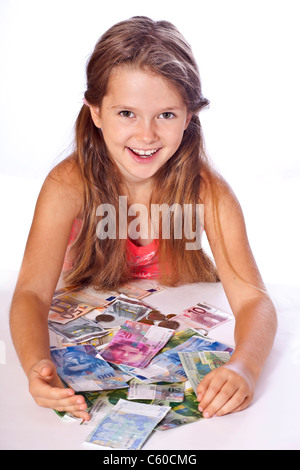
48, 297, 95, 324
179, 350, 231, 394
94, 295, 153, 328
173, 302, 233, 331
149, 334, 234, 382
55, 286, 119, 306
118, 280, 165, 297
55, 329, 120, 349
81, 387, 150, 426
50, 345, 129, 392
115, 283, 152, 300
154, 387, 203, 431
85, 399, 170, 449
48, 317, 108, 343
50, 328, 119, 350
119, 358, 187, 383
81, 387, 200, 432
127, 382, 184, 402
107, 332, 234, 384
117, 331, 209, 384
158, 328, 205, 354
100, 320, 174, 368
48, 286, 119, 324
117, 362, 175, 384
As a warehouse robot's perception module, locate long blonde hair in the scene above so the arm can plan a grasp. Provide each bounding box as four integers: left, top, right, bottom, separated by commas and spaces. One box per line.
64, 16, 219, 289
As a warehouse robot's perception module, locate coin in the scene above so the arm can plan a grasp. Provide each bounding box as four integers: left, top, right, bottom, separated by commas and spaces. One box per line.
166, 314, 176, 319
95, 314, 115, 322
148, 310, 165, 321
158, 320, 180, 330
139, 318, 154, 325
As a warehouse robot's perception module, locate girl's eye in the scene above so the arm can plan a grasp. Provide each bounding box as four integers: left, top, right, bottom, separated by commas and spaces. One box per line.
159, 112, 175, 119
119, 110, 134, 118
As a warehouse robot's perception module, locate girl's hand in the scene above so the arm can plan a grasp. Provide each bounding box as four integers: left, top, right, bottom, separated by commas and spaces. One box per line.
28, 359, 90, 420
196, 361, 255, 418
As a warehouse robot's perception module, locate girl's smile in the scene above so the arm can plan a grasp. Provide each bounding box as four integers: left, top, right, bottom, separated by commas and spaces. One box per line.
126, 146, 162, 164
89, 66, 191, 186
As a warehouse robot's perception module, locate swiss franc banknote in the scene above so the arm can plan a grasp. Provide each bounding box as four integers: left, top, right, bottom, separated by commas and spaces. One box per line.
94, 296, 153, 328
85, 399, 170, 450
48, 316, 107, 343
118, 332, 234, 384
100, 320, 174, 368
149, 334, 234, 382
50, 345, 129, 392
127, 382, 184, 402
179, 350, 231, 394
154, 387, 203, 431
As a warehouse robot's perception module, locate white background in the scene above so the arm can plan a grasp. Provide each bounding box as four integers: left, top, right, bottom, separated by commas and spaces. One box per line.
0, 0, 299, 287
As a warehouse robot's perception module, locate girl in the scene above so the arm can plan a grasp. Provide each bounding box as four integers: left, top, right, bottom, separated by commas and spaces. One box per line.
10, 16, 277, 422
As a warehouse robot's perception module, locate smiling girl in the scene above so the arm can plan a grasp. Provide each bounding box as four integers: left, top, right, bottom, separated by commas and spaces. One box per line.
10, 16, 277, 422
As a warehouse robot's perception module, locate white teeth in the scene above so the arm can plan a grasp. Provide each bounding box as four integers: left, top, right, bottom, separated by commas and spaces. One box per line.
130, 148, 159, 157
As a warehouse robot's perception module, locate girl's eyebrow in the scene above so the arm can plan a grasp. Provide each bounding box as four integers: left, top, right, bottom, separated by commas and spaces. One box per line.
110, 104, 184, 111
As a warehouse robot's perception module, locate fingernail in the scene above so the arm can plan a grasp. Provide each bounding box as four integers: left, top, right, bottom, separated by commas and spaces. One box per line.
198, 406, 203, 412
203, 412, 210, 418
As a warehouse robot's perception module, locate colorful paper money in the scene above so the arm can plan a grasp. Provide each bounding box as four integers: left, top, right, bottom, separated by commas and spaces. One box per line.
94, 295, 153, 328
116, 330, 233, 384
100, 320, 174, 368
55, 286, 118, 306
173, 301, 233, 331
48, 316, 107, 343
179, 350, 231, 394
48, 287, 118, 324
149, 334, 234, 382
85, 399, 170, 449
127, 382, 184, 402
50, 345, 129, 392
154, 388, 203, 431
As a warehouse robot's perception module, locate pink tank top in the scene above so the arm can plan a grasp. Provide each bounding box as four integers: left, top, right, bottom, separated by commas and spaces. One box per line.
63, 219, 160, 279
127, 238, 160, 279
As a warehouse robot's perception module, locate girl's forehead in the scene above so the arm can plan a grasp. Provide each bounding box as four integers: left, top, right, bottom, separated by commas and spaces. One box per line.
105, 65, 186, 106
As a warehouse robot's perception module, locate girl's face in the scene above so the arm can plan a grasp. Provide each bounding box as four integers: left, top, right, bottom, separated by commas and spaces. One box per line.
90, 66, 191, 187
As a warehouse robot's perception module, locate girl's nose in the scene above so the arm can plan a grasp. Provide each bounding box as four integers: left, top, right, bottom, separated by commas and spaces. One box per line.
136, 119, 158, 144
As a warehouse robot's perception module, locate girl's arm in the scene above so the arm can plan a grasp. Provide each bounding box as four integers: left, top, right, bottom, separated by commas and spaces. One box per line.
9, 159, 90, 420
197, 176, 277, 417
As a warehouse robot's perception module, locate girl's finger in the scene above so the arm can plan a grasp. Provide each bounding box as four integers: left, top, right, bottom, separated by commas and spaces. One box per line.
214, 393, 251, 417
197, 374, 228, 412
30, 378, 75, 401
34, 392, 87, 410
202, 384, 244, 418
196, 371, 216, 402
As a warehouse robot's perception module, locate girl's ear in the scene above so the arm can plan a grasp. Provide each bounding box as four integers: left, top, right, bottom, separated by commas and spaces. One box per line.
184, 113, 192, 130
89, 105, 102, 129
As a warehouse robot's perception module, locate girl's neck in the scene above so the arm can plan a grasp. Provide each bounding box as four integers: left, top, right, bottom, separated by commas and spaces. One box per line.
126, 179, 153, 205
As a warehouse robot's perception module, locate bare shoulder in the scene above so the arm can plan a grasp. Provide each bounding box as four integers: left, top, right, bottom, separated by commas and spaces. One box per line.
199, 169, 246, 243
200, 168, 239, 209
15, 156, 84, 299
41, 155, 84, 217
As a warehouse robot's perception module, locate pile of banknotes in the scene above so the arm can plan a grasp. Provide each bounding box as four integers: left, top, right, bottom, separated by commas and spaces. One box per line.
48, 280, 234, 450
